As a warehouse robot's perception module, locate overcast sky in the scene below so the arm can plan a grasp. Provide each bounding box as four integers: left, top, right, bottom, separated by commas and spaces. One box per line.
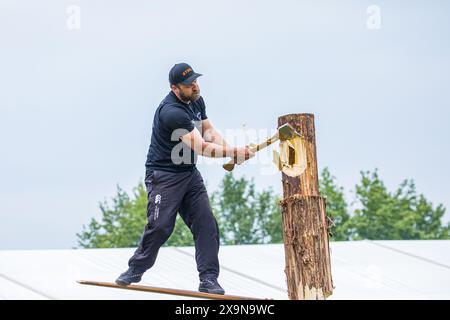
1, 0, 449, 250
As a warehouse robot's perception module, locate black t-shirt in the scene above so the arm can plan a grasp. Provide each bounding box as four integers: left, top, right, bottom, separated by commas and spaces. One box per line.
145, 91, 207, 172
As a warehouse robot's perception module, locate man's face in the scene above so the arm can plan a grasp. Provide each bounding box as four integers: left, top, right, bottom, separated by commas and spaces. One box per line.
173, 79, 201, 103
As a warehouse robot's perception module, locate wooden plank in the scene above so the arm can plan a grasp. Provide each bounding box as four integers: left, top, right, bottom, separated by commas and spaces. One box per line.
77, 280, 270, 300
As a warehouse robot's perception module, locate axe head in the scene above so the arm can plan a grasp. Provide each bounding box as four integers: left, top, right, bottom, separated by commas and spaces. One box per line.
278, 123, 301, 141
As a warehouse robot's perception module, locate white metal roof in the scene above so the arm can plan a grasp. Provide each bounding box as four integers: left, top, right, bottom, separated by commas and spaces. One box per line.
0, 240, 449, 300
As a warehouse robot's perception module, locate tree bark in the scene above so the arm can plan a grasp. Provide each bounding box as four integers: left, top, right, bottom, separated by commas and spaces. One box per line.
278, 113, 333, 300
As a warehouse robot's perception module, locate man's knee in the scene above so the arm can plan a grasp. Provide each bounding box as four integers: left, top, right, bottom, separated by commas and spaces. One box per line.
191, 214, 219, 235
146, 221, 175, 241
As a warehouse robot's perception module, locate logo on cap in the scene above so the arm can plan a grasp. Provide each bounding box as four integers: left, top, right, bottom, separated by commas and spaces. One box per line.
182, 68, 192, 76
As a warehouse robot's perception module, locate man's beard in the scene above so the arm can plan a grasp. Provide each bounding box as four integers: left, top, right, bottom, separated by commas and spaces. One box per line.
179, 90, 201, 103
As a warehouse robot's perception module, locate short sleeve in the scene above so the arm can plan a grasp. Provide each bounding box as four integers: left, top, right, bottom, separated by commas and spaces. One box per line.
198, 96, 208, 120
160, 105, 195, 140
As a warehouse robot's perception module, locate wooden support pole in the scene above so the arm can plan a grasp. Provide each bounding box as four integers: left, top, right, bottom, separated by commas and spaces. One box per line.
278, 113, 333, 300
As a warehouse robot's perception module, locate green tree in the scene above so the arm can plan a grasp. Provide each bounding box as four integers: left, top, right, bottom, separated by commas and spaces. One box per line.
319, 167, 351, 240
77, 173, 283, 248
78, 168, 449, 248
349, 169, 449, 240
256, 190, 283, 243
76, 183, 148, 248
211, 173, 282, 245
77, 182, 194, 248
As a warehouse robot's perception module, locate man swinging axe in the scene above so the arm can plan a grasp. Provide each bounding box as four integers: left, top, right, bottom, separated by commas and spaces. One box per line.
115, 63, 254, 295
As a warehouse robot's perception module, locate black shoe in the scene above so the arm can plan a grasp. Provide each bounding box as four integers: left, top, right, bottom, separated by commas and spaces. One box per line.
198, 278, 225, 295
115, 267, 145, 286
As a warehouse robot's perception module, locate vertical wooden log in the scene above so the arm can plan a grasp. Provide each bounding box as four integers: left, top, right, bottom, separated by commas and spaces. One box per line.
278, 113, 333, 300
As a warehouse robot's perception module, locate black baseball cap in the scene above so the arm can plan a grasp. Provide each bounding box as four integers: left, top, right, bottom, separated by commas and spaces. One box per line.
169, 63, 202, 86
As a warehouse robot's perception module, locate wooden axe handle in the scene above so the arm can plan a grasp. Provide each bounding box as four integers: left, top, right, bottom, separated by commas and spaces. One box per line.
222, 133, 279, 171
251, 132, 279, 152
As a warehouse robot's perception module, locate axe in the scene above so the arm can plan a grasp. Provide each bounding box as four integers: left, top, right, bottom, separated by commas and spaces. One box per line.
223, 123, 300, 172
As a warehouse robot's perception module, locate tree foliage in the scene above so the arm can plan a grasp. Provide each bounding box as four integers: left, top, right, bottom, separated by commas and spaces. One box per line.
211, 173, 282, 245
349, 169, 449, 240
77, 168, 449, 248
77, 173, 282, 248
319, 167, 351, 240
76, 183, 148, 248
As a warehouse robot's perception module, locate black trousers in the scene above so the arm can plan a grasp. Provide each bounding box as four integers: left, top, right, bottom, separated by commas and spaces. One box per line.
128, 168, 220, 280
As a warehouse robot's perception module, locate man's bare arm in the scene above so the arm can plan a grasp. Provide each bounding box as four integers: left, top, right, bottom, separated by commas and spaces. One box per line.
202, 119, 231, 148
180, 128, 251, 160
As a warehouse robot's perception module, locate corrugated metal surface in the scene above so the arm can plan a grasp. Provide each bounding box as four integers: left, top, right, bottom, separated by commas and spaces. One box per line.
0, 240, 449, 300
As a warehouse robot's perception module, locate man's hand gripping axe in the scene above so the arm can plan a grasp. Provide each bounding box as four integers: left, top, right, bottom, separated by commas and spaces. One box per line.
222, 123, 301, 172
